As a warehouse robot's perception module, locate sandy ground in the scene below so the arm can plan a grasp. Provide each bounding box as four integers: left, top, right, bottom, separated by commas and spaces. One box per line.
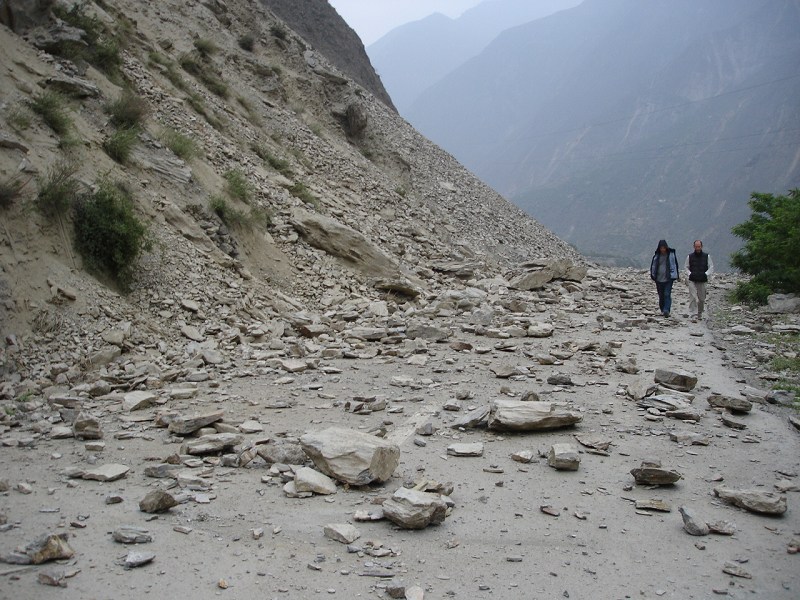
1, 274, 798, 600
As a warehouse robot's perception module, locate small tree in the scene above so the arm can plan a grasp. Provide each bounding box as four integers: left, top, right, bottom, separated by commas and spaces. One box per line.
730, 188, 800, 304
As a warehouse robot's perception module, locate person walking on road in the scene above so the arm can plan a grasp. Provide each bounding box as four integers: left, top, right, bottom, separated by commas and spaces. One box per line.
649, 239, 679, 318
684, 239, 714, 321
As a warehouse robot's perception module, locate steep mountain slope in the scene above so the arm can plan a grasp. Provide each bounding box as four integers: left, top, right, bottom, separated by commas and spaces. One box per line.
0, 0, 577, 341
261, 0, 396, 110
405, 0, 800, 268
368, 0, 581, 114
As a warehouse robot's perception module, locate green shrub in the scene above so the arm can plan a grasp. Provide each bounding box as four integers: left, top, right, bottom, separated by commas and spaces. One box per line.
238, 34, 255, 52
209, 195, 243, 226
52, 4, 122, 80
36, 160, 81, 218
270, 23, 287, 41
73, 180, 150, 290
180, 53, 228, 98
29, 91, 72, 136
193, 38, 218, 58
0, 174, 30, 209
160, 128, 199, 160
103, 127, 139, 163
287, 181, 317, 206
6, 104, 32, 132
106, 90, 148, 128
224, 169, 252, 203
731, 189, 800, 304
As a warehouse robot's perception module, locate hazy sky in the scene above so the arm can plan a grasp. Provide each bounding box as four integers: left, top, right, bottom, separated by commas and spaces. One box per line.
328, 0, 484, 46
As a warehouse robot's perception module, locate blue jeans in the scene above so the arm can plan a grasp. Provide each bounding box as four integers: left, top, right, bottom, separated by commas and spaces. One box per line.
656, 280, 674, 314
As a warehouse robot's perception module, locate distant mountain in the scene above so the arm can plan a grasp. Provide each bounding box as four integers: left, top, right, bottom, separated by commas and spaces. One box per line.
262, 0, 396, 110
404, 0, 800, 269
367, 0, 581, 114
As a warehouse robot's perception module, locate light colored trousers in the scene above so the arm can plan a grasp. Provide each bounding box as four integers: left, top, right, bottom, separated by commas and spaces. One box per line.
687, 281, 707, 317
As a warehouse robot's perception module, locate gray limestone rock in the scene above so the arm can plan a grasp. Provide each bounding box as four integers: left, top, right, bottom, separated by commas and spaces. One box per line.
168, 410, 225, 435
2, 532, 74, 565
678, 506, 710, 536
654, 368, 697, 392
323, 523, 360, 544
113, 527, 153, 544
547, 443, 580, 470
382, 487, 448, 529
446, 442, 484, 457
300, 427, 400, 485
72, 411, 103, 440
713, 487, 787, 515
139, 490, 178, 513
182, 433, 242, 455
82, 464, 130, 482
707, 394, 752, 413
630, 460, 682, 486
488, 400, 582, 432
294, 467, 337, 495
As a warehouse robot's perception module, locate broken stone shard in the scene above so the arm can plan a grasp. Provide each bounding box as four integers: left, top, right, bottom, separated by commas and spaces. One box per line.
323, 523, 361, 544
300, 427, 400, 485
294, 467, 338, 495
678, 506, 710, 536
113, 527, 153, 544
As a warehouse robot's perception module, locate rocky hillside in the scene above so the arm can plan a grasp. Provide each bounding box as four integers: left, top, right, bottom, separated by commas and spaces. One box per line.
0, 0, 579, 378
261, 0, 396, 111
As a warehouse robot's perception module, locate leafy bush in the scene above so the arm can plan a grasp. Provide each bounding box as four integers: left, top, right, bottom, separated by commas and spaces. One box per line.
180, 53, 228, 98
51, 3, 122, 80
106, 90, 148, 128
73, 181, 150, 290
730, 189, 800, 305
36, 160, 81, 218
224, 169, 252, 203
29, 91, 72, 136
210, 195, 270, 229
238, 34, 255, 52
193, 38, 218, 58
0, 174, 30, 209
103, 127, 139, 163
270, 23, 287, 41
160, 128, 199, 160
6, 104, 32, 132
287, 181, 317, 207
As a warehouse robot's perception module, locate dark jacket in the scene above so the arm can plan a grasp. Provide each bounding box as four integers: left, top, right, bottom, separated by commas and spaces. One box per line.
650, 240, 680, 282
688, 251, 709, 282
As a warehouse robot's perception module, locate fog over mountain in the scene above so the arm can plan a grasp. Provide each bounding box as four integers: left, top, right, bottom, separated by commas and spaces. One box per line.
381, 0, 800, 269
368, 0, 581, 115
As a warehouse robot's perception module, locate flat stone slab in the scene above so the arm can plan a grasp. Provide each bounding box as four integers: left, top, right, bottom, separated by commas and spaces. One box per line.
707, 394, 752, 413
168, 410, 225, 435
631, 460, 682, 485
654, 368, 697, 392
713, 487, 787, 515
82, 464, 130, 482
294, 467, 337, 495
488, 400, 582, 431
446, 442, 484, 457
323, 523, 360, 544
123, 391, 158, 412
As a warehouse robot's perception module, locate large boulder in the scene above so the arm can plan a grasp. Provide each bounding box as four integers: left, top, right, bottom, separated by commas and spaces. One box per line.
0, 0, 56, 33
300, 427, 399, 485
290, 208, 399, 279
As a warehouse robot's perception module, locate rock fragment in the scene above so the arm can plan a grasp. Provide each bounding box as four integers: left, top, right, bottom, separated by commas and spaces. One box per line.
323, 523, 360, 544
547, 443, 580, 470
678, 506, 709, 536
488, 400, 582, 431
139, 490, 178, 513
630, 460, 682, 486
707, 394, 752, 413
654, 368, 697, 391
